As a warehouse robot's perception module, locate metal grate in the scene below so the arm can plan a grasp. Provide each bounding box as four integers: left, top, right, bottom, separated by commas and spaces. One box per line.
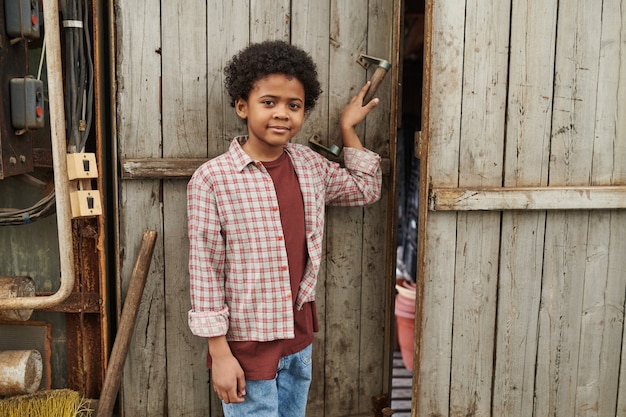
390, 350, 413, 416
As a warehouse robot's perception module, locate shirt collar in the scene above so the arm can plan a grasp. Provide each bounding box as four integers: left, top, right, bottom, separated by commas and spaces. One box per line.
230, 136, 255, 172
230, 136, 294, 172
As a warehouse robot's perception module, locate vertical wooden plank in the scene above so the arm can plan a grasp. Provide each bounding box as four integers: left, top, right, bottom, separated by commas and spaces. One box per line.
612, 4, 626, 414
492, 1, 556, 416
449, 210, 500, 416
324, 0, 368, 414
575, 3, 626, 416
536, 2, 602, 416
416, 0, 465, 415
606, 213, 626, 416
576, 212, 626, 417
449, 0, 510, 415
207, 0, 250, 156
358, 0, 395, 411
591, 0, 626, 185
161, 1, 210, 416
536, 212, 589, 417
115, 0, 166, 415
291, 2, 331, 415
118, 183, 166, 417
250, 0, 290, 42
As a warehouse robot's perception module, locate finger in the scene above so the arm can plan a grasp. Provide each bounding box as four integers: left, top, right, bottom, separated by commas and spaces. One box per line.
365, 97, 380, 109
236, 374, 246, 398
358, 81, 372, 97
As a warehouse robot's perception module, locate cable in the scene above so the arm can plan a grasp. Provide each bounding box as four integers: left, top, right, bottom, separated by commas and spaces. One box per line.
0, 191, 56, 226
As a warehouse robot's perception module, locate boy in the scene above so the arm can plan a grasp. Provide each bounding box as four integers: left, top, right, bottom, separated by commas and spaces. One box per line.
187, 40, 382, 416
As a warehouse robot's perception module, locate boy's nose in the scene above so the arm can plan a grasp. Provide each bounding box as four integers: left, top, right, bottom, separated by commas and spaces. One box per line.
273, 107, 289, 119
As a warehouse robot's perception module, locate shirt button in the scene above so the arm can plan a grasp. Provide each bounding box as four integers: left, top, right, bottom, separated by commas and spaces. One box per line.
286, 293, 292, 299
272, 207, 279, 212
281, 265, 288, 271
256, 161, 262, 167
277, 236, 284, 241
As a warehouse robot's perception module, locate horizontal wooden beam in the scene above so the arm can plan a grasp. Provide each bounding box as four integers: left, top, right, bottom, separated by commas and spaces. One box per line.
429, 186, 626, 211
121, 158, 208, 179
121, 156, 391, 179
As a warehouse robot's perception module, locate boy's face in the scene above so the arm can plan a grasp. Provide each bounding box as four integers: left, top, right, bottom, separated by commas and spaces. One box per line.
235, 73, 305, 161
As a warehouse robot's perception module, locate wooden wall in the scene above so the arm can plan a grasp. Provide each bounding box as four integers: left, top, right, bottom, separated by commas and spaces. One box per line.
418, 1, 626, 416
114, 1, 398, 416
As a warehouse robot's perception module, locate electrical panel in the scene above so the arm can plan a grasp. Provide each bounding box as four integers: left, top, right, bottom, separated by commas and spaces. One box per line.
0, 0, 41, 179
4, 0, 40, 41
10, 76, 44, 130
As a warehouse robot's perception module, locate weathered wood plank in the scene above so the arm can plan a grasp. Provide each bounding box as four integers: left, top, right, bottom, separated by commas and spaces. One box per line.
121, 158, 210, 179
430, 186, 626, 211
576, 212, 626, 416
492, 1, 556, 416
116, 0, 166, 415
291, 1, 331, 414
324, 0, 369, 414
207, 0, 249, 158
575, 2, 626, 415
536, 212, 589, 417
448, 0, 510, 415
535, 2, 603, 416
608, 2, 626, 414
118, 184, 166, 416
357, 0, 396, 411
161, 0, 210, 415
250, 0, 290, 42
121, 157, 391, 179
415, 0, 465, 415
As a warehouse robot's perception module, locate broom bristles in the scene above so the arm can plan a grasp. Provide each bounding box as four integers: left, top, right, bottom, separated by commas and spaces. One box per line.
0, 389, 92, 417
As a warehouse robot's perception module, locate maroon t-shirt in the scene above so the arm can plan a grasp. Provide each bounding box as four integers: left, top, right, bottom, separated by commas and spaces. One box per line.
207, 151, 318, 380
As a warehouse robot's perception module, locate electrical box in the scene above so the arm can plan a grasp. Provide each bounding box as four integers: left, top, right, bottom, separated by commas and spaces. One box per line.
4, 0, 40, 40
10, 76, 45, 130
70, 190, 103, 218
66, 153, 98, 180
0, 0, 34, 179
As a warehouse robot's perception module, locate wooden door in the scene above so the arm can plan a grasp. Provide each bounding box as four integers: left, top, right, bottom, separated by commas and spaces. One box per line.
415, 1, 626, 416
114, 1, 400, 416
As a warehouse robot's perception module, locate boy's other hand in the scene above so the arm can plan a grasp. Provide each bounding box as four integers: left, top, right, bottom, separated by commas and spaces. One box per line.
340, 81, 380, 149
209, 336, 246, 403
212, 352, 246, 403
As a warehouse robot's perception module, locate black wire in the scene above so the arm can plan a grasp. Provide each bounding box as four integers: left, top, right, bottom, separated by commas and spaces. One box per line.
78, 0, 94, 152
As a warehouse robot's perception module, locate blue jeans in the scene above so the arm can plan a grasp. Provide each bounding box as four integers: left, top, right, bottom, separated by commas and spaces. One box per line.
222, 344, 313, 417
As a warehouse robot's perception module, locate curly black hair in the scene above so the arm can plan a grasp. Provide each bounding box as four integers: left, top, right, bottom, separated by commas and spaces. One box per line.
224, 40, 322, 112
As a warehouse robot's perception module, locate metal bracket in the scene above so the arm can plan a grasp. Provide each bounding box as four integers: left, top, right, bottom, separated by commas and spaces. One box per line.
308, 135, 341, 157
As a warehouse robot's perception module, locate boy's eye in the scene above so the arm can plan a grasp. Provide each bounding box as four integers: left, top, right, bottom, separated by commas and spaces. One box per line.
289, 103, 301, 110
262, 100, 275, 106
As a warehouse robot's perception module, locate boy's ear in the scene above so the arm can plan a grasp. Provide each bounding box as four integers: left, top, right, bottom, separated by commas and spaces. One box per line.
235, 98, 248, 120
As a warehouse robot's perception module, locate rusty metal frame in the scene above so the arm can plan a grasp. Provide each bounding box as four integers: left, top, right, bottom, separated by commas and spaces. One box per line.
0, 0, 75, 311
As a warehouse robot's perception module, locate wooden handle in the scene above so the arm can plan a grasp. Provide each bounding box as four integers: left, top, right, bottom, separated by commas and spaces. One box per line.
363, 66, 388, 105
96, 230, 157, 417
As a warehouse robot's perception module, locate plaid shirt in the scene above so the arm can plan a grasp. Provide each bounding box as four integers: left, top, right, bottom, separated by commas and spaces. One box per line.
187, 136, 382, 341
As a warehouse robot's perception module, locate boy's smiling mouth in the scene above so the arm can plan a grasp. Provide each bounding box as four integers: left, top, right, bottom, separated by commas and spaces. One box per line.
268, 125, 291, 132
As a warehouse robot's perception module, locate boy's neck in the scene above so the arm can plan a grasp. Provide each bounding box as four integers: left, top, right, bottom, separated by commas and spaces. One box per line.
242, 138, 286, 162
